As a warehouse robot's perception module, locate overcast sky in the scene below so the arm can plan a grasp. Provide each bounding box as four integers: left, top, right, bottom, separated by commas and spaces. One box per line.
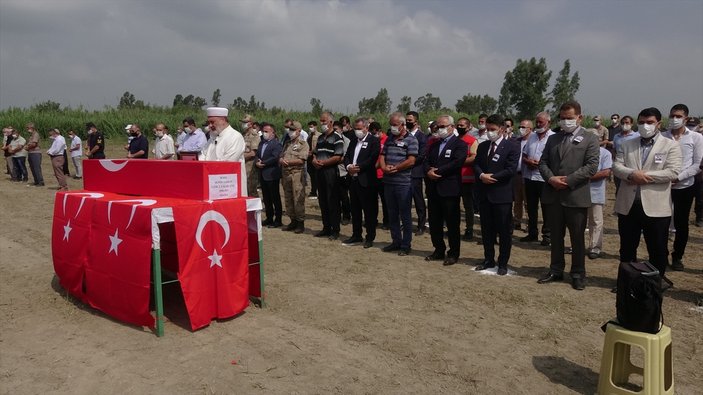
1, 0, 702, 117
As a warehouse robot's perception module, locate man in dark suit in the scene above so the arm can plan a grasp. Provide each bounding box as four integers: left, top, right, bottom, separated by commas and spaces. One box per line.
256, 123, 283, 227
424, 115, 469, 265
537, 101, 599, 290
407, 111, 428, 236
343, 118, 381, 248
473, 114, 520, 275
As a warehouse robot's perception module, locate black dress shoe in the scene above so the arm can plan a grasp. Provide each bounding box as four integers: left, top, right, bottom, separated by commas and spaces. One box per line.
314, 229, 332, 237
462, 232, 473, 241
268, 222, 282, 228
363, 241, 374, 249
537, 272, 564, 284
670, 259, 684, 271
425, 252, 445, 261
443, 257, 458, 266
282, 221, 297, 231
540, 238, 551, 246
382, 244, 400, 252
572, 277, 585, 290
415, 228, 425, 236
520, 235, 538, 242
342, 236, 362, 245
328, 232, 339, 241
474, 261, 496, 271
262, 219, 273, 226
398, 248, 411, 256
497, 267, 508, 276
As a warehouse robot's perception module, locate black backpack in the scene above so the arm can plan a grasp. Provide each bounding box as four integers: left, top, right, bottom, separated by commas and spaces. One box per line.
615, 261, 666, 334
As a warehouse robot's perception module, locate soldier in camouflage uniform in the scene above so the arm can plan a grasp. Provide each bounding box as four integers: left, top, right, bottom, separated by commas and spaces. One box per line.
241, 114, 261, 196
280, 121, 309, 233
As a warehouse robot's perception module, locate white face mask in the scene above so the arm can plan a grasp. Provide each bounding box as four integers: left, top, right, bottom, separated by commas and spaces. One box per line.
155, 131, 164, 138
321, 124, 329, 133
437, 128, 450, 139
519, 127, 529, 137
308, 127, 316, 133
478, 123, 486, 130
622, 124, 632, 132
287, 130, 297, 139
390, 126, 400, 136
534, 127, 545, 134
241, 123, 249, 131
638, 123, 657, 139
559, 119, 578, 133
669, 117, 685, 129
487, 130, 500, 142
354, 129, 365, 139
595, 121, 601, 127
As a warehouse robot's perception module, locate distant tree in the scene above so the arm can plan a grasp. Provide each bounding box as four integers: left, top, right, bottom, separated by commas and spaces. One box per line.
396, 95, 412, 113
550, 59, 580, 113
192, 96, 207, 108
31, 100, 61, 112
231, 96, 247, 111
172, 94, 184, 107
414, 93, 442, 113
497, 57, 552, 119
310, 97, 323, 116
118, 91, 136, 109
455, 94, 481, 114
211, 89, 221, 107
246, 95, 266, 112
358, 88, 392, 114
479, 95, 498, 114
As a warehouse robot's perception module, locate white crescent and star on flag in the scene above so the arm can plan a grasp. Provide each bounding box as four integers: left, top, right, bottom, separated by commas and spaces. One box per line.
106, 199, 157, 256
61, 192, 105, 242
195, 210, 231, 268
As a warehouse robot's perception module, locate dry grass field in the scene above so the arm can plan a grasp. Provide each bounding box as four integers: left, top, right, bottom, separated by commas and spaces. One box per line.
1, 144, 701, 394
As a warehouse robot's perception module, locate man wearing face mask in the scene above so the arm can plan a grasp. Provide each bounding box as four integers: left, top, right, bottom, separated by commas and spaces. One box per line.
241, 115, 260, 197
306, 121, 320, 198
613, 107, 682, 278
312, 112, 345, 240
152, 123, 175, 160
46, 128, 68, 191
424, 115, 468, 266
179, 117, 207, 155
379, 112, 418, 256
512, 120, 532, 231
370, 122, 390, 229
456, 117, 478, 240
590, 115, 609, 147
521, 112, 554, 245
473, 114, 520, 275
406, 111, 427, 236
126, 124, 148, 159
280, 121, 309, 233
662, 103, 703, 271
256, 123, 283, 228
470, 113, 490, 144
200, 107, 246, 163
607, 113, 622, 149
612, 116, 639, 195
537, 101, 599, 290
342, 118, 380, 247
84, 122, 105, 159
504, 118, 514, 136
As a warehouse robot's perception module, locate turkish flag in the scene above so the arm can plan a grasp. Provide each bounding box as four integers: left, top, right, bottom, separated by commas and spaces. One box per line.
173, 198, 249, 330
51, 191, 115, 301
85, 197, 158, 327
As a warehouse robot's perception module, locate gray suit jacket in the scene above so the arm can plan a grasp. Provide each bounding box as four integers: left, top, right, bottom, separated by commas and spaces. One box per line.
538, 126, 600, 208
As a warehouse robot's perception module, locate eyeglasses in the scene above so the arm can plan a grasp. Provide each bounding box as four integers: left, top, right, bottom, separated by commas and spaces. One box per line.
436, 125, 450, 128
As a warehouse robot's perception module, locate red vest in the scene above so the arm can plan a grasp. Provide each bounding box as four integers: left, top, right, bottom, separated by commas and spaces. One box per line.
460, 134, 477, 183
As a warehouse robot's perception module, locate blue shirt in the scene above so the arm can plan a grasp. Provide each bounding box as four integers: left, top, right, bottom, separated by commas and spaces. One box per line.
613, 130, 639, 157
381, 133, 418, 186
179, 128, 207, 152
589, 147, 612, 204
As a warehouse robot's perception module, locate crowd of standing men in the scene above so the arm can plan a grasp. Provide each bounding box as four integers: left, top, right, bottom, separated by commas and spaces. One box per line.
3, 102, 702, 291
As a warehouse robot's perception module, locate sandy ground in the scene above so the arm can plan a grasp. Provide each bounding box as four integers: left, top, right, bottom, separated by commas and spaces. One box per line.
1, 148, 701, 394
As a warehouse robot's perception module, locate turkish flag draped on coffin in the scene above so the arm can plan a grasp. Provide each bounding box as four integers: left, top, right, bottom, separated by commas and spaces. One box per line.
85, 197, 158, 327
52, 191, 114, 301
173, 199, 249, 330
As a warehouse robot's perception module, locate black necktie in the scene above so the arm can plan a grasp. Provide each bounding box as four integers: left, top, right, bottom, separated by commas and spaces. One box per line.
489, 142, 497, 159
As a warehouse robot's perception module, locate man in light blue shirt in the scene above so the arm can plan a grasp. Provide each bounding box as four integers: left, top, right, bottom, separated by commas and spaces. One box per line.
178, 117, 207, 153
587, 147, 612, 259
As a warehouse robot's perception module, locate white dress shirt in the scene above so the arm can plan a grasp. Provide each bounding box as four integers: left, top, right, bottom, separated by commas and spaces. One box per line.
47, 135, 66, 156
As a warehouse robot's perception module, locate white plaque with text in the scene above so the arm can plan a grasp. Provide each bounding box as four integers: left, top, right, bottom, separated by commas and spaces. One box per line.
208, 174, 238, 200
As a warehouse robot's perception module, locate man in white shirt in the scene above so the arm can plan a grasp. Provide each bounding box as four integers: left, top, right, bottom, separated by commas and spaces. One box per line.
662, 103, 703, 271
200, 107, 247, 193
67, 130, 83, 179
521, 111, 554, 245
46, 128, 68, 190
152, 123, 175, 160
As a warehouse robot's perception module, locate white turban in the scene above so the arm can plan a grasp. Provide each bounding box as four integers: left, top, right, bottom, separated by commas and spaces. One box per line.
206, 107, 229, 117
